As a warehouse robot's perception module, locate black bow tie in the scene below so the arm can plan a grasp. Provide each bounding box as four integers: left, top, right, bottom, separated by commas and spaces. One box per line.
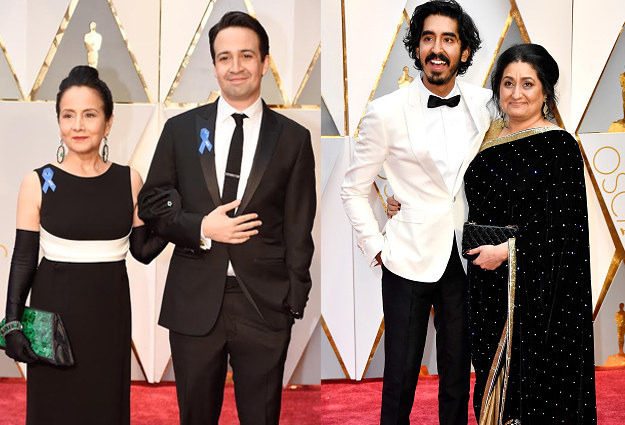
427, 94, 461, 108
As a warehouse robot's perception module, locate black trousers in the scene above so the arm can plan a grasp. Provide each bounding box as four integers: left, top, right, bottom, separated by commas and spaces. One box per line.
169, 278, 292, 425
380, 241, 471, 425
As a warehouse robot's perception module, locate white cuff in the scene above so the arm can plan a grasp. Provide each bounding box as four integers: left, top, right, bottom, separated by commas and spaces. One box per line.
360, 234, 384, 267
200, 226, 212, 251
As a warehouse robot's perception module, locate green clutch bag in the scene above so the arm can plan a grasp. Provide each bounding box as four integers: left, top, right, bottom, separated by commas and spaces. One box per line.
0, 307, 74, 366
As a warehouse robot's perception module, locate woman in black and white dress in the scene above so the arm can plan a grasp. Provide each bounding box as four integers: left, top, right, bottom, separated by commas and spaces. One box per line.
1, 65, 167, 425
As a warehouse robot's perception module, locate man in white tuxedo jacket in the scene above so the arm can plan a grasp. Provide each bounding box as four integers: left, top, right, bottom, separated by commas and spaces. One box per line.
342, 1, 493, 424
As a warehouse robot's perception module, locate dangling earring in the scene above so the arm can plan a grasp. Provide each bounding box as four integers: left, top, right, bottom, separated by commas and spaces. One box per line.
101, 136, 109, 163
542, 97, 549, 118
56, 139, 66, 163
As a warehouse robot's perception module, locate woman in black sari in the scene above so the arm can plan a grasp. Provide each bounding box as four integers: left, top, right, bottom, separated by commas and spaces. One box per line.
464, 44, 597, 424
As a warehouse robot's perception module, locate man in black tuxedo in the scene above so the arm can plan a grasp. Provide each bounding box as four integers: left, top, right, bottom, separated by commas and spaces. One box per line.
138, 11, 316, 425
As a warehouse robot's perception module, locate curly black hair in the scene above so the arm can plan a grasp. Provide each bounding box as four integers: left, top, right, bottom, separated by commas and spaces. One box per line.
404, 0, 481, 76
56, 65, 113, 120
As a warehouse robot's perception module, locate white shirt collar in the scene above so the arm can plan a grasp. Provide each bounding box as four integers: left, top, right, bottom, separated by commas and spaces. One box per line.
417, 74, 460, 107
217, 96, 263, 124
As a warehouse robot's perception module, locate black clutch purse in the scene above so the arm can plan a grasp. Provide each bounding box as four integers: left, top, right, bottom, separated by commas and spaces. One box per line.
0, 307, 74, 366
462, 222, 518, 260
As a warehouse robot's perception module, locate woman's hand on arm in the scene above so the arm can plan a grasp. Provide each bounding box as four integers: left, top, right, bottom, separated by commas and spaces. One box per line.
386, 195, 401, 219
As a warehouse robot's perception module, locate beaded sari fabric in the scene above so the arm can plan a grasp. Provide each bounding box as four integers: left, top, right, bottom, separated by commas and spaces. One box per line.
464, 123, 597, 424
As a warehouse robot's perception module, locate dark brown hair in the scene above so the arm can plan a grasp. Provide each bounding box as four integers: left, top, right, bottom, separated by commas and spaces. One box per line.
208, 11, 269, 62
490, 43, 559, 119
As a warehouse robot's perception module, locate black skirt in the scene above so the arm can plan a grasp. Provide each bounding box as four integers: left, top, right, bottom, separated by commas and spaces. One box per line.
27, 258, 131, 425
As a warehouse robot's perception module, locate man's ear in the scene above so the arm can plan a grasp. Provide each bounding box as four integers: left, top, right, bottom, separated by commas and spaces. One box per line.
261, 55, 269, 76
461, 46, 470, 63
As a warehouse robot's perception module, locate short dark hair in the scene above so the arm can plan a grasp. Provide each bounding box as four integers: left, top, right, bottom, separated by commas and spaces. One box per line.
490, 43, 559, 119
208, 11, 269, 63
56, 65, 113, 120
404, 0, 481, 76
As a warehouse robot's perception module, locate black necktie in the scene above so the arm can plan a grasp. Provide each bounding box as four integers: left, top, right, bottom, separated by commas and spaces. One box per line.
222, 113, 247, 216
427, 94, 461, 108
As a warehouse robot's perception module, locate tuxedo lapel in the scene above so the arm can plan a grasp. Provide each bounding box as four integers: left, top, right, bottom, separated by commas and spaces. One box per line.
460, 82, 491, 133
196, 102, 222, 207
238, 103, 281, 214
453, 82, 492, 195
404, 82, 449, 193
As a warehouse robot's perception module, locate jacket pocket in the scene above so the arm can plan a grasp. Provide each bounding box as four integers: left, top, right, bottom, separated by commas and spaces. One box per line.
393, 208, 424, 223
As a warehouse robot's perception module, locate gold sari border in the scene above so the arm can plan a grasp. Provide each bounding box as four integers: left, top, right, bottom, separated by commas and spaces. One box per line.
500, 237, 517, 420
480, 124, 561, 153
478, 237, 518, 425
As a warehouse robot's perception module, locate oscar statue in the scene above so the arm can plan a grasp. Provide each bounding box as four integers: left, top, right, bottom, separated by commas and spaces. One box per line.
605, 302, 625, 366
398, 66, 413, 88
84, 22, 103, 69
608, 66, 625, 132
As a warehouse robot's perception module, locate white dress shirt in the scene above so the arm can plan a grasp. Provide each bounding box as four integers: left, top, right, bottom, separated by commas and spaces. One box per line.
201, 96, 264, 276
417, 76, 478, 192
214, 96, 263, 199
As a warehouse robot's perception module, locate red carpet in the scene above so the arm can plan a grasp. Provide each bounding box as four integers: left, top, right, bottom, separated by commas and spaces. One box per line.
2, 370, 623, 424
0, 380, 320, 425
321, 368, 625, 424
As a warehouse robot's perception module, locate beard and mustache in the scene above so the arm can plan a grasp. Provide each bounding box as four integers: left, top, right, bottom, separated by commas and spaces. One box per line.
419, 52, 460, 86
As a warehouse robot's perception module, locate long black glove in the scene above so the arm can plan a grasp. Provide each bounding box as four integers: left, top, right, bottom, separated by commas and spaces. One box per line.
3, 229, 39, 363
129, 225, 168, 264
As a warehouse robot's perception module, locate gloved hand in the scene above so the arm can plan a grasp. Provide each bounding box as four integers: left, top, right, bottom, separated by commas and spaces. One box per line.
5, 330, 37, 363
137, 187, 182, 225
129, 225, 168, 264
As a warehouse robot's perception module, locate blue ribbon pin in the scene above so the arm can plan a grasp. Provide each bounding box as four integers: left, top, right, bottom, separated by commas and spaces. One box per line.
198, 128, 212, 154
42, 167, 56, 193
